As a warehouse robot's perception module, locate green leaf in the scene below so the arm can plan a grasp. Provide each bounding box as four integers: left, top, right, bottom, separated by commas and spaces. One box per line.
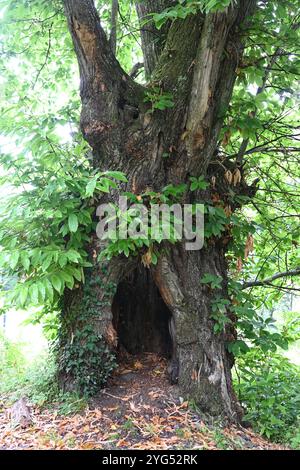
151, 252, 158, 265
66, 250, 80, 263
37, 281, 46, 301
42, 254, 53, 272
68, 213, 79, 233
58, 254, 68, 268
19, 285, 28, 307
44, 279, 54, 302
104, 171, 128, 182
10, 252, 19, 270
85, 177, 98, 197
50, 274, 63, 293
30, 283, 39, 304
70, 267, 82, 282
21, 253, 30, 271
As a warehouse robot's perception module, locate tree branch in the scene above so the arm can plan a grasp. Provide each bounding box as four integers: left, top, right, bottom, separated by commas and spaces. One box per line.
129, 62, 144, 79
109, 0, 118, 55
63, 0, 139, 149
185, 0, 256, 175
236, 50, 282, 165
32, 24, 53, 89
63, 0, 120, 86
135, 0, 173, 79
236, 22, 300, 166
242, 268, 300, 289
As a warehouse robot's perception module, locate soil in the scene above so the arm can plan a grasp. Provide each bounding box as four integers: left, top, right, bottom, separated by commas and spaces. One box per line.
0, 353, 288, 450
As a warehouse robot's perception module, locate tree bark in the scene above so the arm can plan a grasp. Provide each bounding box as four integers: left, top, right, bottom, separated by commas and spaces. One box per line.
135, 0, 175, 78
61, 0, 257, 419
152, 243, 240, 418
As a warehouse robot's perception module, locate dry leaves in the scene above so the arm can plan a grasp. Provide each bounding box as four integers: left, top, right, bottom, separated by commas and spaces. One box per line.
224, 205, 232, 217
236, 257, 243, 273
141, 250, 152, 268
224, 168, 242, 186
222, 130, 232, 147
0, 353, 287, 451
232, 168, 241, 186
224, 169, 233, 185
244, 234, 254, 260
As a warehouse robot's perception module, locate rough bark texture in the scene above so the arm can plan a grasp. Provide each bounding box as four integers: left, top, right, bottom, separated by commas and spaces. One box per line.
152, 244, 239, 417
62, 0, 257, 420
136, 0, 175, 78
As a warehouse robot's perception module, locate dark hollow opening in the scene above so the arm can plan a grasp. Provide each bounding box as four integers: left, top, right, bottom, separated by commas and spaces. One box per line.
112, 267, 172, 357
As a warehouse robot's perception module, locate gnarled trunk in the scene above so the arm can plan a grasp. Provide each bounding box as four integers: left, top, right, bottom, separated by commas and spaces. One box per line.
60, 0, 256, 419
153, 244, 239, 418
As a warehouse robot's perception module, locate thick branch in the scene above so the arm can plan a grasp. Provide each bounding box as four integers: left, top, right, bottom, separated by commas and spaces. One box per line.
109, 0, 118, 55
242, 268, 300, 289
63, 0, 118, 84
136, 0, 174, 78
185, 0, 257, 175
63, 0, 139, 149
129, 62, 144, 79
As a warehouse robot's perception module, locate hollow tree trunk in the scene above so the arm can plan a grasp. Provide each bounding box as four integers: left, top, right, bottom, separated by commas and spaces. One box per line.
60, 0, 256, 419
112, 266, 173, 357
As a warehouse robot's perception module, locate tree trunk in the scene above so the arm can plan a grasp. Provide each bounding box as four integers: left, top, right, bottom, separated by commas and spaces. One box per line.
136, 0, 175, 78
61, 0, 256, 419
152, 243, 239, 418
